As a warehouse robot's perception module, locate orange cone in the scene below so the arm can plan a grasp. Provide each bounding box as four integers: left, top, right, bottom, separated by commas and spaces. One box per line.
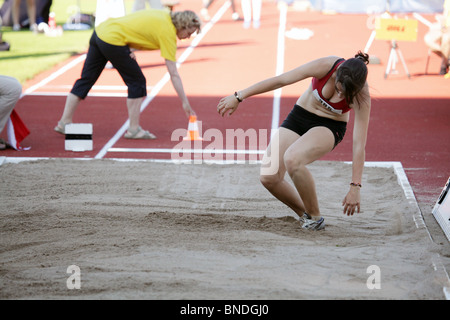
183, 115, 203, 141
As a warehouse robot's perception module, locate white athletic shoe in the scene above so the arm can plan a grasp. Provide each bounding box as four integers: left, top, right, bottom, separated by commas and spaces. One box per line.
298, 212, 311, 225
299, 213, 325, 230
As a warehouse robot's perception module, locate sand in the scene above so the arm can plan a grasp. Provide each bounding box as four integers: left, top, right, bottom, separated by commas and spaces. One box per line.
0, 159, 449, 299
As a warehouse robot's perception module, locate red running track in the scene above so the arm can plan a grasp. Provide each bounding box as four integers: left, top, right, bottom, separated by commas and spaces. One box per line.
2, 0, 449, 209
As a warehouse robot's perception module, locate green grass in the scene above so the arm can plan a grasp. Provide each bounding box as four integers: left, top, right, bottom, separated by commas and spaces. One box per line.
0, 0, 135, 84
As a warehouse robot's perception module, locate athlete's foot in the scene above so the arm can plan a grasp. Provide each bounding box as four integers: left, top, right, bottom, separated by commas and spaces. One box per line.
299, 212, 325, 230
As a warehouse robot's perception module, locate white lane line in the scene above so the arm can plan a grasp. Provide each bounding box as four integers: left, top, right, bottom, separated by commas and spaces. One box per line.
24, 54, 87, 96
28, 85, 153, 91
94, 1, 232, 159
271, 3, 287, 138
25, 85, 155, 98
108, 148, 265, 154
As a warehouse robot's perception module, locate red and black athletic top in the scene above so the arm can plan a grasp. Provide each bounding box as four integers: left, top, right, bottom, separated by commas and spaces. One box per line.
311, 58, 351, 114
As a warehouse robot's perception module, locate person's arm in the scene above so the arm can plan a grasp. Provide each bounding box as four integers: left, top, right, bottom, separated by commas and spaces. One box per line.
217, 56, 340, 117
165, 59, 195, 117
342, 83, 371, 216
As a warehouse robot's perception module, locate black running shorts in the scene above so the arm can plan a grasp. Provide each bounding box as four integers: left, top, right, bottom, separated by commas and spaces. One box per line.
280, 104, 347, 148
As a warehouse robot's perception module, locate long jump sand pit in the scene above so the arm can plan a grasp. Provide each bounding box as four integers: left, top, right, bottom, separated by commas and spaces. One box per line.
0, 159, 447, 299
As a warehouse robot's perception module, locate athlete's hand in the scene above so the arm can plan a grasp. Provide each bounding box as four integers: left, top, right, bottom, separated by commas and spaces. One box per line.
183, 102, 196, 118
217, 95, 239, 117
342, 187, 361, 216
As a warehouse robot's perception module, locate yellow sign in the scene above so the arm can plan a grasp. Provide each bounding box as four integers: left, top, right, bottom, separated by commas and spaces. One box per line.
375, 18, 418, 41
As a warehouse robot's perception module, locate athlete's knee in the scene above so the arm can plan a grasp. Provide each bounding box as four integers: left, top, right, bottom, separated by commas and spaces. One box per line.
259, 171, 282, 190
283, 150, 307, 177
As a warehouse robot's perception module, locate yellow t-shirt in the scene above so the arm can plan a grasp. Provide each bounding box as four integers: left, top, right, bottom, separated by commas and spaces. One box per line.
95, 9, 177, 61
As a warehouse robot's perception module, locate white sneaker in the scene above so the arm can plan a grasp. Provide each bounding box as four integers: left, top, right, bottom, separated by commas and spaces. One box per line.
13, 24, 21, 31
298, 212, 311, 225
300, 213, 325, 230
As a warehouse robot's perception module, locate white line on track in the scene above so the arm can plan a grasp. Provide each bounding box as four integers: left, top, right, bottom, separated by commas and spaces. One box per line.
27, 85, 154, 91
108, 148, 265, 155
24, 54, 87, 96
25, 85, 155, 98
271, 3, 287, 138
26, 92, 128, 97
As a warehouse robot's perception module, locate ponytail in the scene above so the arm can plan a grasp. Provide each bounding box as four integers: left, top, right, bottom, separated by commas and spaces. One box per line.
355, 50, 370, 65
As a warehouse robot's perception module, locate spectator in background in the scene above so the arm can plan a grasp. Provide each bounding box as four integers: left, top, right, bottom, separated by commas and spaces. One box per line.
241, 0, 261, 29
0, 75, 22, 150
201, 0, 240, 22
54, 9, 201, 139
424, 0, 450, 75
12, 0, 37, 32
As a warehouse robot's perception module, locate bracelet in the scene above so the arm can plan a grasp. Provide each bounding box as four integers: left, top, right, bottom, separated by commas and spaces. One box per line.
350, 182, 362, 188
234, 91, 243, 103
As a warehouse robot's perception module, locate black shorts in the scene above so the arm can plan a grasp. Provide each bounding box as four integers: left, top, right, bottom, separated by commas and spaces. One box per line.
280, 104, 347, 148
71, 31, 147, 99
